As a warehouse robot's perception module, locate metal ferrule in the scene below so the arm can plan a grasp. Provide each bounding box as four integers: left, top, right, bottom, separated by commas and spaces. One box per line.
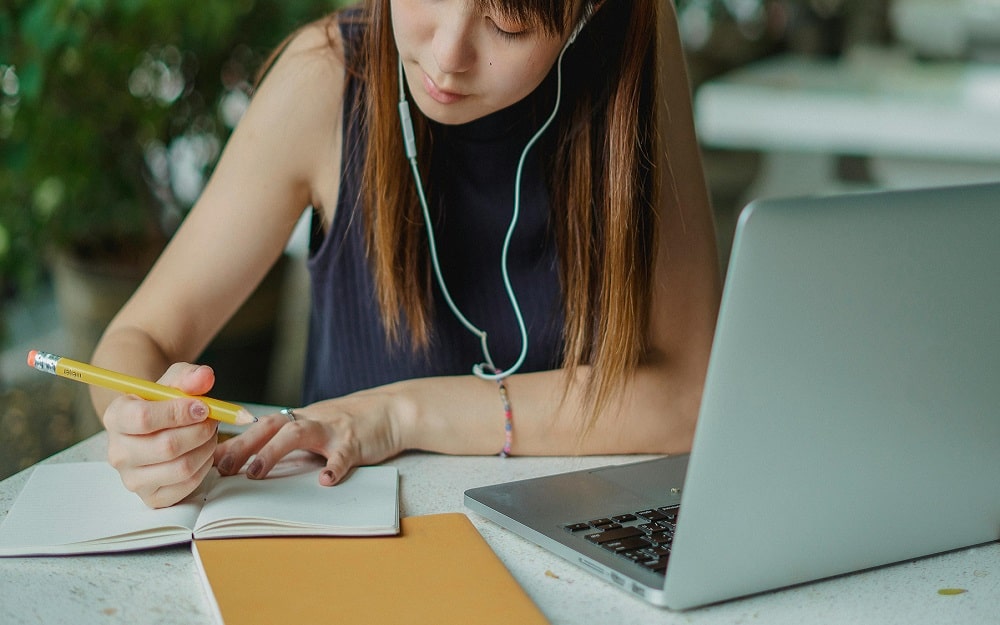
32, 351, 59, 374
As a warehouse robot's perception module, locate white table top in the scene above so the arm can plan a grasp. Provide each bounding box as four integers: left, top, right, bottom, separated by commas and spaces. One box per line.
695, 51, 1000, 162
2, 433, 998, 625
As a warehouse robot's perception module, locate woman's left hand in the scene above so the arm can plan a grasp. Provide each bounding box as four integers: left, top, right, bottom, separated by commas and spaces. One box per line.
214, 390, 407, 486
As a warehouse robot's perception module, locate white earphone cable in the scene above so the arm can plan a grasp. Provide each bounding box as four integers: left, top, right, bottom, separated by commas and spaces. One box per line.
396, 24, 576, 382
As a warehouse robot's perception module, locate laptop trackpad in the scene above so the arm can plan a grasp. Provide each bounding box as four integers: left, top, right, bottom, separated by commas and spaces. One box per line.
590, 455, 689, 501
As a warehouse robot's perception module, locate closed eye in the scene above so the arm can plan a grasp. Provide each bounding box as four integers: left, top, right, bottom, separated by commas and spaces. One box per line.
487, 17, 530, 40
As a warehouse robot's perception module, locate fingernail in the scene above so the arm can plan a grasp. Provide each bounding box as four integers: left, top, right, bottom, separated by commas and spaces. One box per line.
191, 402, 208, 421
218, 455, 235, 475
247, 459, 263, 479
321, 469, 336, 484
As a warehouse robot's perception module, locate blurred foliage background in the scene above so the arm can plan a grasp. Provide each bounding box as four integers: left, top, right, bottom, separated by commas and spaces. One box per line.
0, 0, 349, 328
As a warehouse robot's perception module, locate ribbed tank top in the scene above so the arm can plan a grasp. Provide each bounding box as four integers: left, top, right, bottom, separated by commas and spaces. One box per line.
301, 15, 564, 404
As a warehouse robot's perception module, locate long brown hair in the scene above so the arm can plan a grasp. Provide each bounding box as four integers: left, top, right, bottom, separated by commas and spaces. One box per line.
274, 0, 661, 420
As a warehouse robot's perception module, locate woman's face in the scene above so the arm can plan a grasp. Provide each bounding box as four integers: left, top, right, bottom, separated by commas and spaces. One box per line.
391, 0, 572, 125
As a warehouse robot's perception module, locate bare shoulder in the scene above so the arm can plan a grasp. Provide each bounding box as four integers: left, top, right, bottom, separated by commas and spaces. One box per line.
252, 18, 348, 121
237, 16, 349, 211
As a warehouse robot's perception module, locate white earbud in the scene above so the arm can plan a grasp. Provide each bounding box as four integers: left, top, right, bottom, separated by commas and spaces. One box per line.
566, 1, 596, 48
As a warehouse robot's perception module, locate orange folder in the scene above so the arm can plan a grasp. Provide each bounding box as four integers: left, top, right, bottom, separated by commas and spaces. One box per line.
193, 512, 549, 625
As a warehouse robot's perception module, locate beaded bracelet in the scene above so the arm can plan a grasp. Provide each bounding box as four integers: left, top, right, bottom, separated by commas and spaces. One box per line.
496, 377, 513, 458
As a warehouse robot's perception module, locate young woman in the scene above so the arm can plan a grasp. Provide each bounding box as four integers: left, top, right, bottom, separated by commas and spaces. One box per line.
91, 0, 721, 508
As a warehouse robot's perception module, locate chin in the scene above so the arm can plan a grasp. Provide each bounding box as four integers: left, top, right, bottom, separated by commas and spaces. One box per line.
412, 103, 480, 126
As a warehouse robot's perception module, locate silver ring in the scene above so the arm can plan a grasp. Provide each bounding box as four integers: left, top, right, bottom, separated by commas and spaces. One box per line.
280, 408, 297, 422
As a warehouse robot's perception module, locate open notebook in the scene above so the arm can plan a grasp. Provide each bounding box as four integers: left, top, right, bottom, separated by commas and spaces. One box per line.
0, 453, 399, 556
466, 181, 1000, 609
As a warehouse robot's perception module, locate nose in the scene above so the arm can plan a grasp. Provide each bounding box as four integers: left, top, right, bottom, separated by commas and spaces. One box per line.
432, 15, 477, 74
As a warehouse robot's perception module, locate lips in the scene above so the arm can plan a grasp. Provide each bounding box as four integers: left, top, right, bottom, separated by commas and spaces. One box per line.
422, 72, 466, 105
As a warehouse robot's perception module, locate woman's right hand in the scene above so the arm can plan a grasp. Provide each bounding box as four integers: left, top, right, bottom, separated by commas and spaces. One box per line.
102, 363, 220, 508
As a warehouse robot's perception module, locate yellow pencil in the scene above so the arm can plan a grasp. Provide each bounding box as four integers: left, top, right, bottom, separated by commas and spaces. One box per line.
27, 350, 257, 425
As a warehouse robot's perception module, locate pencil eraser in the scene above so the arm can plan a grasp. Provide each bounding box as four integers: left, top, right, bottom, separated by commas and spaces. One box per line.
27, 350, 37, 368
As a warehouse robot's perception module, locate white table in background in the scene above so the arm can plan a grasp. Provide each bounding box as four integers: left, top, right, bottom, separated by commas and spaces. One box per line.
695, 50, 1000, 200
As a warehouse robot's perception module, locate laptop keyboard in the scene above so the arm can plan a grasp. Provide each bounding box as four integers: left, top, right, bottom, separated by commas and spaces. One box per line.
562, 505, 679, 576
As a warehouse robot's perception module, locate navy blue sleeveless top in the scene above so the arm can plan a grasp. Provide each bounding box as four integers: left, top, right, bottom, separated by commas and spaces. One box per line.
301, 15, 564, 404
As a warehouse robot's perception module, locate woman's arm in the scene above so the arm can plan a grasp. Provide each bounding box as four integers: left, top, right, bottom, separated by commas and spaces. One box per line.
90, 21, 347, 507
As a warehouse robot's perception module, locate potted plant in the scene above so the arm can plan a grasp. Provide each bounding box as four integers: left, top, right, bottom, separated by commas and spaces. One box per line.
1, 0, 343, 430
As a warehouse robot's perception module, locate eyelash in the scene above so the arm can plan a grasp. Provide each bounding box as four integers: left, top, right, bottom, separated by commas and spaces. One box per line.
489, 20, 528, 41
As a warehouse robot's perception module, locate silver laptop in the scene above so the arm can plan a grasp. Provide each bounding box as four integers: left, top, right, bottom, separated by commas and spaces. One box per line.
465, 182, 1000, 610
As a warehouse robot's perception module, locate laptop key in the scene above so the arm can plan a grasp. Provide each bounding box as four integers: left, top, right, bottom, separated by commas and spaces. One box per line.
640, 558, 669, 573
564, 523, 591, 533
601, 536, 653, 553
588, 518, 614, 527
584, 526, 644, 544
635, 509, 670, 522
611, 514, 637, 523
622, 550, 655, 563
649, 530, 673, 545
